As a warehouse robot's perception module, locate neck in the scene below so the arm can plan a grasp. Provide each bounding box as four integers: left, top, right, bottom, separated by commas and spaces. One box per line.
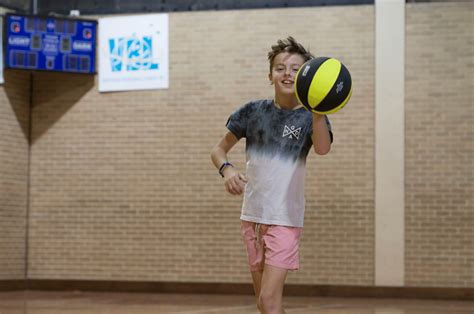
274, 95, 301, 110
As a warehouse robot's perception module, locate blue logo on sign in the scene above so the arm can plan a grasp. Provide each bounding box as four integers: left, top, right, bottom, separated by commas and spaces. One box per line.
108, 35, 159, 72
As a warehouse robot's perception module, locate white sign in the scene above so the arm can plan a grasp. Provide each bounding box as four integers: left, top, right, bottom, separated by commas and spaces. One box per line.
98, 14, 169, 92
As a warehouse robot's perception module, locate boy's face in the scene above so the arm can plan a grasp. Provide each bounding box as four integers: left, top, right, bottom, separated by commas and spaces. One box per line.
269, 52, 306, 97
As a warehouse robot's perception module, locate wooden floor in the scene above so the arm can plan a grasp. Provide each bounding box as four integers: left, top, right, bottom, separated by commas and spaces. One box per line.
0, 291, 473, 314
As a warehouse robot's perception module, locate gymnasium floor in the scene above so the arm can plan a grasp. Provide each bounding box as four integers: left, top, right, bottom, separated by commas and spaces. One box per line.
0, 291, 473, 314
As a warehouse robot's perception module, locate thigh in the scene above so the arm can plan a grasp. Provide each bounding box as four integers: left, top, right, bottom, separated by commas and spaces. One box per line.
263, 225, 302, 270
240, 221, 265, 272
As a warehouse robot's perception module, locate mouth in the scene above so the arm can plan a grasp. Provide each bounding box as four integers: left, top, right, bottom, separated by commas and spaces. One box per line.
282, 80, 294, 86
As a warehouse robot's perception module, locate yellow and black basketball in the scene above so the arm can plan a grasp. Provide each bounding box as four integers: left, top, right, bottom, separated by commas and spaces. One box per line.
295, 57, 352, 115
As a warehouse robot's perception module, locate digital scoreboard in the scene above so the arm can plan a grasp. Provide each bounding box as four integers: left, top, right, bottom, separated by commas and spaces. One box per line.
4, 14, 97, 74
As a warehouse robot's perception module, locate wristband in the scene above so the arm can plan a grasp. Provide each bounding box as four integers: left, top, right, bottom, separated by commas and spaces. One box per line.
219, 162, 234, 177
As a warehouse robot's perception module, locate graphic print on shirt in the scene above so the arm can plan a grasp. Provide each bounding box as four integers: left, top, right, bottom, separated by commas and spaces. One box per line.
282, 125, 302, 140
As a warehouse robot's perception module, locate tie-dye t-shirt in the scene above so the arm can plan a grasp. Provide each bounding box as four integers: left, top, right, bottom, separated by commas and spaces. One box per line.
226, 99, 332, 227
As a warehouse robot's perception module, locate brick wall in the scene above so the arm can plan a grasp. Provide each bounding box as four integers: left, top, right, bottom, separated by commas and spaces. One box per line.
27, 6, 375, 285
405, 2, 473, 287
2, 2, 471, 289
0, 70, 30, 279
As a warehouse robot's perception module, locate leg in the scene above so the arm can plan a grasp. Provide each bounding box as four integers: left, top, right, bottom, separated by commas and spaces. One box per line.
259, 264, 288, 314
250, 271, 263, 311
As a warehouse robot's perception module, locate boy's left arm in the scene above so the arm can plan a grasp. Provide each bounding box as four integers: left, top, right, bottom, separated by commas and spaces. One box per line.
311, 113, 331, 155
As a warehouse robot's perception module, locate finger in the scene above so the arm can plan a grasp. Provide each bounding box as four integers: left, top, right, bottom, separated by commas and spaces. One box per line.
238, 173, 248, 183
231, 179, 242, 195
234, 177, 246, 195
225, 181, 236, 195
228, 180, 240, 195
237, 178, 246, 191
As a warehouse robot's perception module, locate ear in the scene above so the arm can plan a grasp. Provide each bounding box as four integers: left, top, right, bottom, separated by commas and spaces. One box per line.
268, 72, 273, 85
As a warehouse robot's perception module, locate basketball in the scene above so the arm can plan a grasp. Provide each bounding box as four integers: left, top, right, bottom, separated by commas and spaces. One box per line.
295, 57, 352, 115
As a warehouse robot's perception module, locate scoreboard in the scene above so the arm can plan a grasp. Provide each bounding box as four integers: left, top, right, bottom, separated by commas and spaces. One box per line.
4, 14, 97, 74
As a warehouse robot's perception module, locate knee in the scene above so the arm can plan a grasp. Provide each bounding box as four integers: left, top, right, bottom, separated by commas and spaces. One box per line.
258, 292, 278, 314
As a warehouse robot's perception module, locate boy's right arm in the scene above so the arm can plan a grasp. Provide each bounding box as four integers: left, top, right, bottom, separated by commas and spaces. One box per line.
211, 131, 248, 195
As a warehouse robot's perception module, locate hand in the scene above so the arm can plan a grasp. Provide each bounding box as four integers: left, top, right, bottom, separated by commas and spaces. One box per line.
223, 168, 248, 195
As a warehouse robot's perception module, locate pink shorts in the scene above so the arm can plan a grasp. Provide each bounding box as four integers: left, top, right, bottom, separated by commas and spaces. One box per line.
240, 220, 303, 272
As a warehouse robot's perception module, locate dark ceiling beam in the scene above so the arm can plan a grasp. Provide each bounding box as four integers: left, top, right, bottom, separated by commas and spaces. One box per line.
35, 0, 374, 16
0, 0, 454, 16
0, 0, 30, 13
